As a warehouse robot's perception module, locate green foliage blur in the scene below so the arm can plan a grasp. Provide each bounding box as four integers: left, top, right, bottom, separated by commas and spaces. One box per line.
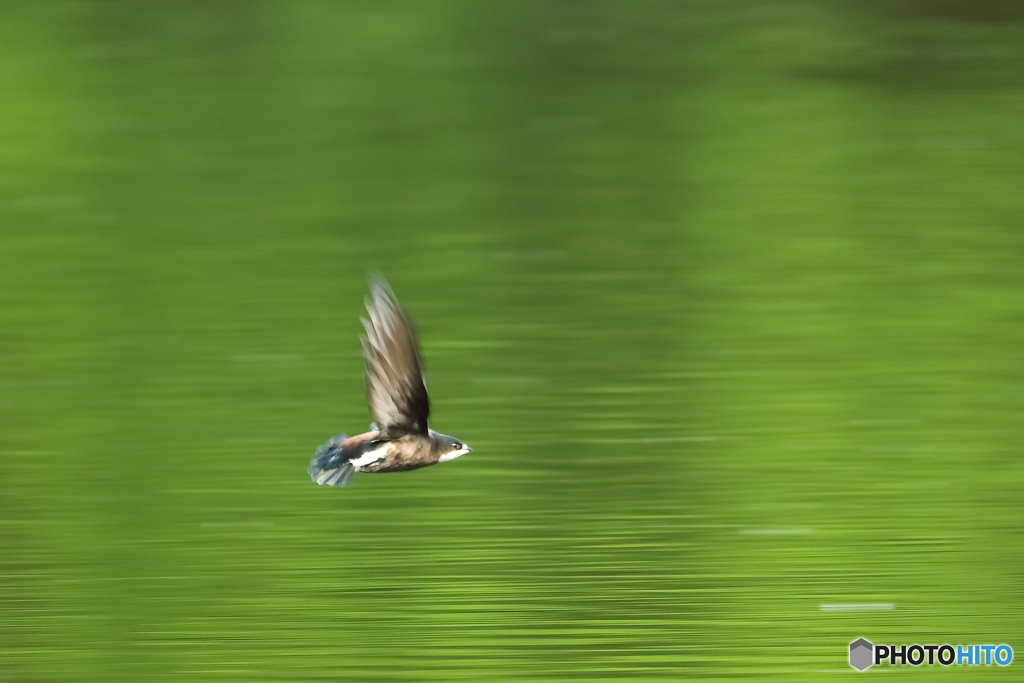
2, 2, 1023, 680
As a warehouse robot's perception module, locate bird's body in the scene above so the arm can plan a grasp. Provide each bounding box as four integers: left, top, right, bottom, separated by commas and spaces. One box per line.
308, 277, 470, 488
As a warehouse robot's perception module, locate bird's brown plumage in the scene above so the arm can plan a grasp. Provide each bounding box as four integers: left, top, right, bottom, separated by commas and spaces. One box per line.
360, 277, 430, 438
308, 276, 470, 488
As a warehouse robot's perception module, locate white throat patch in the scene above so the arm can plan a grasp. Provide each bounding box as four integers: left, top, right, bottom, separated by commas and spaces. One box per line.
439, 447, 470, 463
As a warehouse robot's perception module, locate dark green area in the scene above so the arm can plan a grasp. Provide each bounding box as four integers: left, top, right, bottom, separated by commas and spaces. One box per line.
2, 2, 1022, 680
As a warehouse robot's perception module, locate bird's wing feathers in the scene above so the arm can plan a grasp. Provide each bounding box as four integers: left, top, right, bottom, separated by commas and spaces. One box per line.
361, 277, 430, 438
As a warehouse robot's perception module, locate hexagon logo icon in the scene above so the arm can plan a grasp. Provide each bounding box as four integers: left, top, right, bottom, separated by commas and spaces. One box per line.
850, 638, 874, 671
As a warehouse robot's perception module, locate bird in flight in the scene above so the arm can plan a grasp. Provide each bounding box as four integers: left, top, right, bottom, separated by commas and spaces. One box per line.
308, 276, 470, 487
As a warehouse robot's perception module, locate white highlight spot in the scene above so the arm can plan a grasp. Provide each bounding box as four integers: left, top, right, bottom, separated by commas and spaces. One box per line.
350, 445, 388, 470
820, 603, 895, 612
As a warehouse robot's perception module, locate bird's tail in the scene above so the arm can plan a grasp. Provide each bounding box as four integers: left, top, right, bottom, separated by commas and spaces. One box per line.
308, 434, 356, 487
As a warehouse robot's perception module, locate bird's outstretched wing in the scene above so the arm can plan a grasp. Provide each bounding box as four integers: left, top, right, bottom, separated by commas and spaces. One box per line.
361, 276, 430, 438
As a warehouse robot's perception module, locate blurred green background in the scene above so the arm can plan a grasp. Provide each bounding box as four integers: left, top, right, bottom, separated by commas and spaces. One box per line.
2, 2, 1023, 681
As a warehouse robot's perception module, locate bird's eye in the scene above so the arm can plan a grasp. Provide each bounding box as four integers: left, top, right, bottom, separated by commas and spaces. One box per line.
453, 443, 462, 450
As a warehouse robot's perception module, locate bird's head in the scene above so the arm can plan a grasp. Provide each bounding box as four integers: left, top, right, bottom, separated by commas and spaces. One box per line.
433, 432, 472, 462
